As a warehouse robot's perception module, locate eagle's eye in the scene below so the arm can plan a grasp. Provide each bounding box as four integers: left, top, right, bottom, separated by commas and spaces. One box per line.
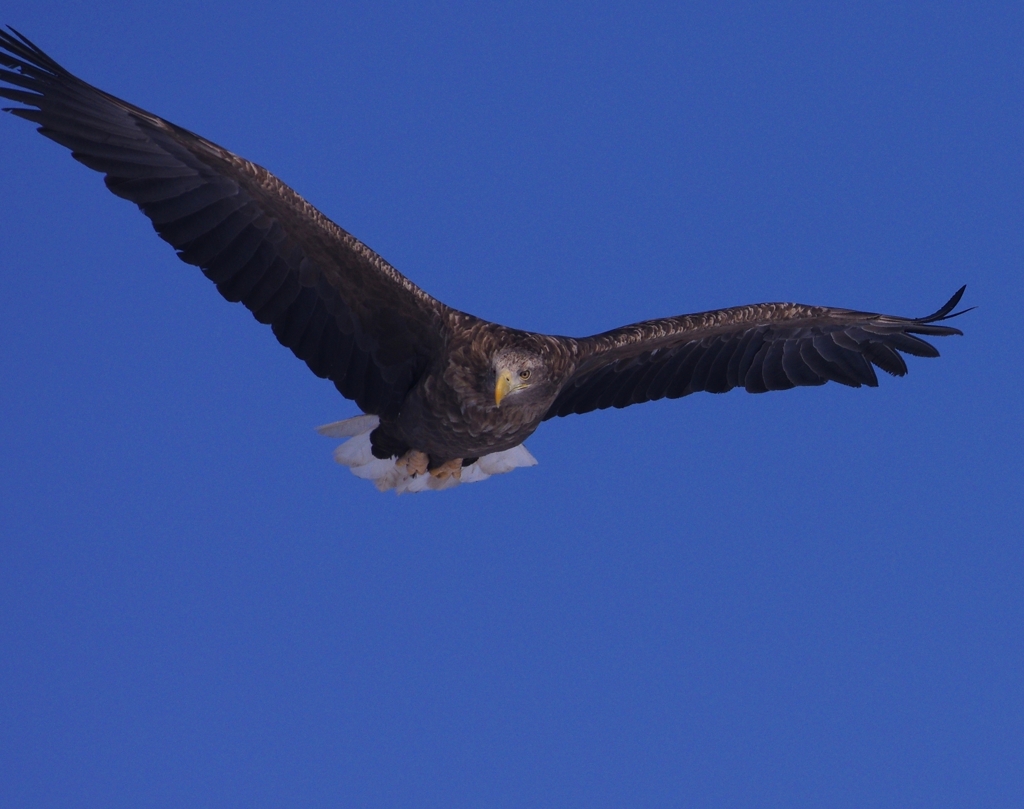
520, 370, 531, 380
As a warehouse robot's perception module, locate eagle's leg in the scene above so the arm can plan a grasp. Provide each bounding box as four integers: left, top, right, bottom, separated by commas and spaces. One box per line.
429, 458, 463, 481
396, 449, 429, 477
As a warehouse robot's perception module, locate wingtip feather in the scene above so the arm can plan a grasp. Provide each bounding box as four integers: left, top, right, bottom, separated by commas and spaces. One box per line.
918, 285, 972, 323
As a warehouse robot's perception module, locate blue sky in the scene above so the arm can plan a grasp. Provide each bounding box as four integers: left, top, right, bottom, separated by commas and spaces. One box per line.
1, 2, 1021, 806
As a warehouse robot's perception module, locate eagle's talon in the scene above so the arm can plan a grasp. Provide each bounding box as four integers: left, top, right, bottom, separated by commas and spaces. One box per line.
396, 450, 429, 477
429, 458, 463, 481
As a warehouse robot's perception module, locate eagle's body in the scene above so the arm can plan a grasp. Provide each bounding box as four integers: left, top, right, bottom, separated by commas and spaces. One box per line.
381, 322, 571, 461
0, 29, 968, 493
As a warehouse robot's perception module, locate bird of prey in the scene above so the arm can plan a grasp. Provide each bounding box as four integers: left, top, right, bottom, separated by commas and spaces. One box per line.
0, 29, 968, 493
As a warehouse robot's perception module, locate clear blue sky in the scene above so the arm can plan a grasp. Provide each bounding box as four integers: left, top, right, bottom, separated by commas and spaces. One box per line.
1, 2, 1021, 806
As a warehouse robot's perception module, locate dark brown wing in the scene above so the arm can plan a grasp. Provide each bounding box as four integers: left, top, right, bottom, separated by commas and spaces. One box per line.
545, 287, 968, 419
0, 28, 449, 417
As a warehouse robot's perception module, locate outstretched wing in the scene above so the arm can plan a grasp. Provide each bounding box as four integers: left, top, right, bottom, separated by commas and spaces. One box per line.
545, 287, 968, 419
0, 28, 449, 417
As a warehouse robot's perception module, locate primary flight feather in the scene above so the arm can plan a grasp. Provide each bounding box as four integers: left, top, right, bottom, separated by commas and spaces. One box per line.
0, 28, 967, 493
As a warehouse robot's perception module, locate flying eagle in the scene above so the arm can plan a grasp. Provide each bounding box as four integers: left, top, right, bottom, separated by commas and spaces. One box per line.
0, 29, 968, 493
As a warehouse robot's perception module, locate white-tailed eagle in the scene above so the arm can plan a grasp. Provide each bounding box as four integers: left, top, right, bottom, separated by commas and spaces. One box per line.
0, 29, 968, 493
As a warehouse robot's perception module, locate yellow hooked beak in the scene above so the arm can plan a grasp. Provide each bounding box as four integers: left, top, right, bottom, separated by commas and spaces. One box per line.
491, 366, 532, 405
495, 369, 514, 406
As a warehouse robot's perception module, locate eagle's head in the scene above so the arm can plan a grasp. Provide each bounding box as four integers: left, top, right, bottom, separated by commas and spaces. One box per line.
491, 347, 554, 408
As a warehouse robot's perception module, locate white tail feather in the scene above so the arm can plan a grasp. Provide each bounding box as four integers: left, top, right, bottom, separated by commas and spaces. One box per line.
316, 414, 381, 438
316, 415, 537, 493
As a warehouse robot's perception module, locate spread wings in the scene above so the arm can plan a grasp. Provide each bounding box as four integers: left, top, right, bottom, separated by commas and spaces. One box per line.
0, 28, 449, 417
1, 28, 969, 430
545, 288, 967, 419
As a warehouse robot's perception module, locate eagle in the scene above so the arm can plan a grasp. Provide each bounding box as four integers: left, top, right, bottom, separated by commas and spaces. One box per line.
0, 29, 968, 493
